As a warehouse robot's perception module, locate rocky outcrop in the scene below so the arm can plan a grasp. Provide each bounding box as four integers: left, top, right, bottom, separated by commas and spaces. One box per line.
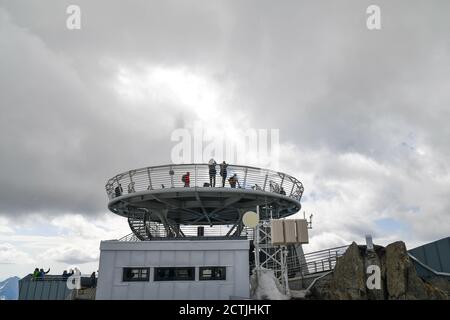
426, 276, 450, 295
320, 242, 366, 299
385, 241, 424, 299
310, 241, 447, 300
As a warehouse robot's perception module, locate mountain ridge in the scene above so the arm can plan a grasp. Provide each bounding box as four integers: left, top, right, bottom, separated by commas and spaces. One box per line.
0, 276, 20, 300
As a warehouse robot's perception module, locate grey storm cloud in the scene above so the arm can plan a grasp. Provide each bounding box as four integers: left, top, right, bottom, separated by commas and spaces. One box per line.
0, 0, 449, 246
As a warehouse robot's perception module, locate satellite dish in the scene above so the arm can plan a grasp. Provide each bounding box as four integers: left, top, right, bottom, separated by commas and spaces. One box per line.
242, 211, 259, 228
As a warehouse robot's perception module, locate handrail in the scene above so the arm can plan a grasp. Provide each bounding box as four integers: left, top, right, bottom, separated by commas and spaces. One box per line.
289, 270, 334, 299
305, 270, 333, 294
287, 245, 349, 263
408, 253, 450, 277
21, 275, 93, 281
118, 233, 141, 242
105, 163, 304, 203
287, 245, 349, 277
288, 249, 450, 283
118, 225, 255, 241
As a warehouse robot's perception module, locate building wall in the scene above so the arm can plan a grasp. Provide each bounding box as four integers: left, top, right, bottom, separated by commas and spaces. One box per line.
409, 236, 450, 278
96, 240, 250, 300
19, 276, 72, 300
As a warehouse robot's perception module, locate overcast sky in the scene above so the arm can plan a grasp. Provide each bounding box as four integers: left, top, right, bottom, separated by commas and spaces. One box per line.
1, 0, 450, 280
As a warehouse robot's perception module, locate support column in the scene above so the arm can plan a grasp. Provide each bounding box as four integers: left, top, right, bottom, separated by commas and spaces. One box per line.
153, 208, 175, 237
233, 209, 245, 237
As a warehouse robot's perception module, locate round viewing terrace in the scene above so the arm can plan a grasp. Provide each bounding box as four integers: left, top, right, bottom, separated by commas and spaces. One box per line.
105, 164, 304, 239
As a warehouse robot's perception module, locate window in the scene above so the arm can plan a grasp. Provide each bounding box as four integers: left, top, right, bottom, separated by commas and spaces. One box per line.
154, 267, 195, 281
199, 267, 226, 281
122, 267, 150, 282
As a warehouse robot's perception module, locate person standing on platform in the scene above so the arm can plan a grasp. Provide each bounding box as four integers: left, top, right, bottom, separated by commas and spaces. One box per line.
39, 268, 50, 278
208, 159, 217, 187
169, 168, 175, 188
219, 161, 228, 187
182, 172, 190, 187
32, 268, 40, 280
114, 184, 123, 197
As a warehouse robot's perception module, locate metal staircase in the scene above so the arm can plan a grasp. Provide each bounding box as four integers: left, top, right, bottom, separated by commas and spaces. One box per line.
126, 217, 254, 241
287, 245, 349, 278
127, 216, 150, 240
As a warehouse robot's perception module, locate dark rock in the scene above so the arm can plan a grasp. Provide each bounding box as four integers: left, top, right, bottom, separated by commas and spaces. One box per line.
310, 240, 447, 300
385, 241, 417, 299
384, 241, 447, 299
312, 242, 367, 299
425, 276, 450, 298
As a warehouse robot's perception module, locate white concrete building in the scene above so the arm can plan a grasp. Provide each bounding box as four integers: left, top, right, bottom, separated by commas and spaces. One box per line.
96, 239, 250, 300
96, 163, 305, 300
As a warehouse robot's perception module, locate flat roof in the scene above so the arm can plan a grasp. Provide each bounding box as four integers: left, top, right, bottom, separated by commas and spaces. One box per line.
100, 239, 250, 251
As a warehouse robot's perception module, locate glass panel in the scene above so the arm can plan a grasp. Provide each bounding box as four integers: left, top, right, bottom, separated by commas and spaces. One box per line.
123, 267, 150, 282
201, 269, 212, 279
199, 267, 226, 280
154, 267, 195, 281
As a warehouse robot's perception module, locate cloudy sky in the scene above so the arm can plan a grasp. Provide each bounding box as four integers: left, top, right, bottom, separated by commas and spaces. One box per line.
1, 0, 450, 280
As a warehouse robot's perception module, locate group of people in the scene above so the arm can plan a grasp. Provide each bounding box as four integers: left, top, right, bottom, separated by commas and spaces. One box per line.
180, 159, 238, 188
31, 268, 50, 280
207, 159, 245, 189
30, 267, 97, 288
207, 159, 232, 188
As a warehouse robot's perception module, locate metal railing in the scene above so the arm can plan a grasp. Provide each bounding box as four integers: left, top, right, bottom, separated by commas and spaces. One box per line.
25, 277, 69, 281
287, 245, 349, 278
22, 274, 95, 282
408, 253, 450, 277
105, 163, 304, 202
119, 224, 255, 241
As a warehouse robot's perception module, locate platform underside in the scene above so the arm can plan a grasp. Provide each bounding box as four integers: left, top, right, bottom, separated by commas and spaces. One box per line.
109, 187, 301, 225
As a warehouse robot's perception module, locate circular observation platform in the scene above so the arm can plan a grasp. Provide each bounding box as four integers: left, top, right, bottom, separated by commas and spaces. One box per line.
105, 164, 304, 240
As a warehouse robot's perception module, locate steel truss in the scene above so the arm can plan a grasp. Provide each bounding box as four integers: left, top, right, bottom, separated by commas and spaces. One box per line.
253, 219, 290, 295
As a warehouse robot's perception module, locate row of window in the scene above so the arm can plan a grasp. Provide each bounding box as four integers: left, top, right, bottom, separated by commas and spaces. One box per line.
122, 266, 226, 282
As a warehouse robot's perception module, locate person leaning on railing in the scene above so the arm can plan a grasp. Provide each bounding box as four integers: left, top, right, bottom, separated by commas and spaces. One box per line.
31, 267, 50, 280
32, 268, 40, 280
39, 268, 50, 278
